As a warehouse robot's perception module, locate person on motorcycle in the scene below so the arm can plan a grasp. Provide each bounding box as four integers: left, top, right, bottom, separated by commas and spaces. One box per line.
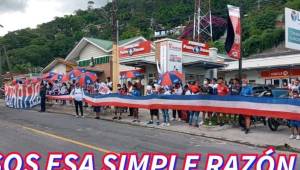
240, 79, 253, 134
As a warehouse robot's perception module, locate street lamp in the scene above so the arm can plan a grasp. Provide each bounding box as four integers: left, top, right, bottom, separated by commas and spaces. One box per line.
0, 25, 4, 87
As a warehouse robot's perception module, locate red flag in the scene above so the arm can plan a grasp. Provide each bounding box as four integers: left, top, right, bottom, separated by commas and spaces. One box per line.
225, 5, 241, 59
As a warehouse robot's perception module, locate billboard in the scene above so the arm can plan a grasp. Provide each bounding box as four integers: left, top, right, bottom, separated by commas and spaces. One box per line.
225, 5, 241, 60
119, 41, 152, 58
285, 7, 300, 50
182, 39, 209, 56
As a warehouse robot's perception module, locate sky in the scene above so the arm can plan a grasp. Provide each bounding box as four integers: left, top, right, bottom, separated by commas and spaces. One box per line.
0, 0, 108, 36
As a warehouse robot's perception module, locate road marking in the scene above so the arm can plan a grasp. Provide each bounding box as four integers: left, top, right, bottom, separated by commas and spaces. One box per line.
22, 126, 118, 155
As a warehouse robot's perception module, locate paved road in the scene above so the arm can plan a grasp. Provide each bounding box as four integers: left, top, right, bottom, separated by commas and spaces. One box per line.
0, 106, 297, 169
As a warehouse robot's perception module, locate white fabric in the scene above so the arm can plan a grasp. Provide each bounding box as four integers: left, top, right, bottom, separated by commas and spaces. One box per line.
72, 88, 84, 101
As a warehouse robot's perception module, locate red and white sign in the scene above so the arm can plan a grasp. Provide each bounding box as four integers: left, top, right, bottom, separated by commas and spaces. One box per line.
261, 68, 300, 78
119, 41, 151, 58
182, 39, 209, 56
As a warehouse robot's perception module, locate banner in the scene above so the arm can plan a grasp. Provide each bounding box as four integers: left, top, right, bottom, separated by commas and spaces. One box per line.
285, 7, 300, 50
261, 68, 300, 78
167, 40, 183, 72
119, 41, 152, 58
47, 94, 300, 121
225, 5, 241, 60
5, 83, 41, 109
182, 39, 209, 56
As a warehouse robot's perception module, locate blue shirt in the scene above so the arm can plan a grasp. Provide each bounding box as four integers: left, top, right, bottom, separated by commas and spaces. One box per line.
240, 85, 253, 96
132, 89, 141, 97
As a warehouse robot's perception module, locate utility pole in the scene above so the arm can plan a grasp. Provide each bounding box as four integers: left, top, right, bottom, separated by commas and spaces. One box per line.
111, 0, 120, 92
0, 47, 2, 87
3, 46, 11, 71
238, 3, 243, 82
0, 25, 4, 87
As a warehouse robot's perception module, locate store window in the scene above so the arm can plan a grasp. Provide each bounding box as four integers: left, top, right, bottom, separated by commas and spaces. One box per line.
185, 74, 203, 83
273, 79, 280, 87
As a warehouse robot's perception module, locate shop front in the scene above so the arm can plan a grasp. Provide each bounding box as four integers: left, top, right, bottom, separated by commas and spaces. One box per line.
44, 36, 226, 89
261, 68, 300, 87
120, 38, 226, 86
221, 53, 300, 87
64, 37, 145, 81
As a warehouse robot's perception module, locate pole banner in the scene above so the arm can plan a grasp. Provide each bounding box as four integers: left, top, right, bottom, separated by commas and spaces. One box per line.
46, 94, 300, 121
5, 83, 41, 109
225, 5, 241, 60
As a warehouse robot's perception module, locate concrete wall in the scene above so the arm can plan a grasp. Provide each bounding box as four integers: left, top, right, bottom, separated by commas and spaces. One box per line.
51, 64, 66, 74
79, 44, 107, 60
223, 69, 265, 85
183, 67, 216, 83
94, 62, 112, 82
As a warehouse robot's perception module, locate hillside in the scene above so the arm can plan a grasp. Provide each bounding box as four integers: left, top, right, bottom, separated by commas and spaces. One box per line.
0, 0, 299, 73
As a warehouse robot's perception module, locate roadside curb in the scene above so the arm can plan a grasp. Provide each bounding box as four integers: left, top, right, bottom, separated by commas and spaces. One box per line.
42, 106, 300, 153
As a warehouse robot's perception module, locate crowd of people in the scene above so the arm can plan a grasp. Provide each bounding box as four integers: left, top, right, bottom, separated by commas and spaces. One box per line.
39, 76, 300, 138
41, 78, 252, 133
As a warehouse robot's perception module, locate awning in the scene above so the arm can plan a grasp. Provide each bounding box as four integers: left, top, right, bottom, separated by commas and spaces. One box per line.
183, 60, 226, 69
120, 60, 156, 67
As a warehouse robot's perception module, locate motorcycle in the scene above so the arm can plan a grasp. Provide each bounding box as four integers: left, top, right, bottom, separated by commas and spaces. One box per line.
259, 90, 290, 131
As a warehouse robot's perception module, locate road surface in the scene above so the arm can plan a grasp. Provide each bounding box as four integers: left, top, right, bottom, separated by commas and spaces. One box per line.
0, 106, 296, 169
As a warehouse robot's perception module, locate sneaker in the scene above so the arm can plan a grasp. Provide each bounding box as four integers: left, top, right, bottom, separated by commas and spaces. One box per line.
162, 123, 166, 126
112, 116, 118, 120
95, 117, 100, 119
118, 117, 122, 120
81, 115, 85, 118
132, 119, 137, 122
289, 135, 295, 139
296, 135, 300, 140
75, 115, 79, 118
171, 118, 176, 121
156, 121, 160, 125
245, 129, 250, 134
166, 123, 170, 126
147, 121, 154, 125
199, 121, 204, 126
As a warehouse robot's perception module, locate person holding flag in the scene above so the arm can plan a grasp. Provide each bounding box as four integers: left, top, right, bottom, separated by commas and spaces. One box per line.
39, 81, 47, 112
240, 79, 253, 134
71, 83, 84, 118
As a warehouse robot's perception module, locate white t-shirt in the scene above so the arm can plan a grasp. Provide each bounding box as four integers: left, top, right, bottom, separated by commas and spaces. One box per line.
185, 90, 192, 95
60, 86, 68, 95
72, 88, 84, 101
164, 90, 171, 95
174, 87, 183, 95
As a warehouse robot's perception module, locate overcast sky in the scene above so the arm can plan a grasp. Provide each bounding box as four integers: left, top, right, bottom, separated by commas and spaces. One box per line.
0, 0, 108, 36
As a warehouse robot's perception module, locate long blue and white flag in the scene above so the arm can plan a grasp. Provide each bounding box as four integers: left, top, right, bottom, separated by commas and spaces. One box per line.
47, 93, 300, 121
